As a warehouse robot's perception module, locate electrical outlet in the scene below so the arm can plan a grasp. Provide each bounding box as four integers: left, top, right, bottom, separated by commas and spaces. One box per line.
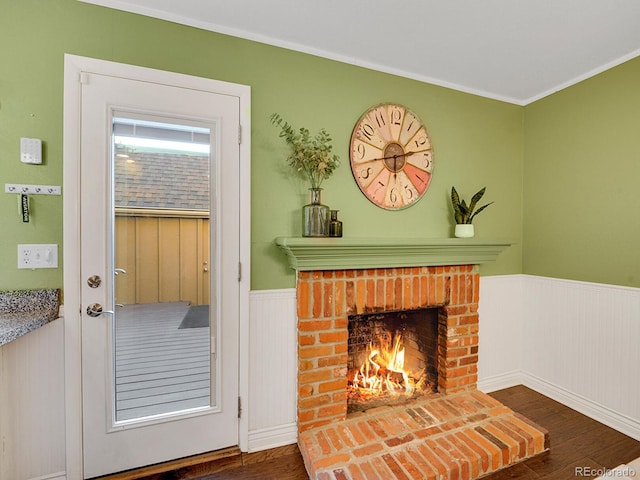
18, 244, 58, 269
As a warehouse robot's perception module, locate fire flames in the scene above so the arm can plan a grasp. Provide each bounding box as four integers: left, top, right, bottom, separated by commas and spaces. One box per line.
348, 333, 426, 401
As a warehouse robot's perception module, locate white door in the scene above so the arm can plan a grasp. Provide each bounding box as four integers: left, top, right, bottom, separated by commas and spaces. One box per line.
78, 68, 240, 478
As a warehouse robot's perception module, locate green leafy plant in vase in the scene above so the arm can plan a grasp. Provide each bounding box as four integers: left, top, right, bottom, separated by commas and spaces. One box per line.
271, 113, 340, 237
450, 186, 494, 238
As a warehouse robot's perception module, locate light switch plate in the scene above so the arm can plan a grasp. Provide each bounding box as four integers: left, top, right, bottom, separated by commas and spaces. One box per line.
20, 137, 42, 164
18, 244, 58, 269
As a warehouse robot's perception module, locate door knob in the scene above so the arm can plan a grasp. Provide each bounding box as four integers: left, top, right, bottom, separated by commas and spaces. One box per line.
115, 268, 127, 276
86, 303, 123, 317
86, 303, 114, 317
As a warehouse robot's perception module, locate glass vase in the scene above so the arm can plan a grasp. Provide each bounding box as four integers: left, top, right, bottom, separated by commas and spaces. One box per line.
303, 188, 329, 237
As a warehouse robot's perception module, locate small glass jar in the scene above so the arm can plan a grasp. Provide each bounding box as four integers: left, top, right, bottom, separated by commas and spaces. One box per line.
329, 210, 343, 237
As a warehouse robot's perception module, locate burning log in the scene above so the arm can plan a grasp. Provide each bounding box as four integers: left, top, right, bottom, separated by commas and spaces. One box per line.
347, 327, 437, 414
348, 333, 416, 398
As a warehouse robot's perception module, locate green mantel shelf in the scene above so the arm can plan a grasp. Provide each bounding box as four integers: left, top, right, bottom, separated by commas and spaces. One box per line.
274, 237, 514, 271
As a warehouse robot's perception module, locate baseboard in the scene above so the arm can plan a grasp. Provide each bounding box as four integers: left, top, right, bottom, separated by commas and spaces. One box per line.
29, 472, 66, 480
477, 370, 525, 393
521, 372, 640, 442
479, 370, 640, 442
247, 423, 298, 453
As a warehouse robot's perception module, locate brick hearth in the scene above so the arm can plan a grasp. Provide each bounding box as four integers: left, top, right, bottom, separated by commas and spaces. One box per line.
299, 390, 549, 480
295, 265, 549, 480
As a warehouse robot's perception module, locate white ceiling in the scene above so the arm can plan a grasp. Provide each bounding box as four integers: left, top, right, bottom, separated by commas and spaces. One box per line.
81, 0, 640, 105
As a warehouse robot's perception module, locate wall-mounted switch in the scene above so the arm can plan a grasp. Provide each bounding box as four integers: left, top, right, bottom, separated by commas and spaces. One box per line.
18, 244, 58, 269
20, 137, 42, 164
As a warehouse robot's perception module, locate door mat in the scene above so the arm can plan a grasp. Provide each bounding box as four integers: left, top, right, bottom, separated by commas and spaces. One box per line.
178, 304, 209, 329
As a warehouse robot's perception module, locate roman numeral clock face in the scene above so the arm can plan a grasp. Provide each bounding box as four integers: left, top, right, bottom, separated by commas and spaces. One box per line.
350, 104, 434, 210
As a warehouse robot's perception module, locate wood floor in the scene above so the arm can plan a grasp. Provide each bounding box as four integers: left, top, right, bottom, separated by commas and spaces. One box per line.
121, 385, 640, 479
115, 302, 211, 421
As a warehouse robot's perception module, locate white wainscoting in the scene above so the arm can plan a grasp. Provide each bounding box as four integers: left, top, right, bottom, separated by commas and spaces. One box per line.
478, 275, 640, 442
247, 275, 640, 452
247, 288, 298, 452
2, 275, 638, 478
521, 275, 640, 441
477, 275, 525, 391
0, 319, 66, 480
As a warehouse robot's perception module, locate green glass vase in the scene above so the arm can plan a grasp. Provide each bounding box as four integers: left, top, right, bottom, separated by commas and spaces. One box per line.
303, 188, 329, 237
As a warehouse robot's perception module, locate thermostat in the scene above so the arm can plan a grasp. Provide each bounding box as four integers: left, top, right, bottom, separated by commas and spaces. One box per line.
20, 137, 42, 164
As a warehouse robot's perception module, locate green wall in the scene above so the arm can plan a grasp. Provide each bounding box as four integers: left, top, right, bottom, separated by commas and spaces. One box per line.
1, 0, 525, 292
523, 57, 640, 288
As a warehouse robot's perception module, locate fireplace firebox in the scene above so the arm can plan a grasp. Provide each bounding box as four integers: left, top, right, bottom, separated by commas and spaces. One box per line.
347, 308, 439, 413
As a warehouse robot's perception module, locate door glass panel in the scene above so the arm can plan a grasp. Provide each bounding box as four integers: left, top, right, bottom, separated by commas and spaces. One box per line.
111, 115, 214, 422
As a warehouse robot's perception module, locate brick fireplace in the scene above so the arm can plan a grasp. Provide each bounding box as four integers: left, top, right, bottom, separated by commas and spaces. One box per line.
297, 265, 479, 432
276, 237, 547, 480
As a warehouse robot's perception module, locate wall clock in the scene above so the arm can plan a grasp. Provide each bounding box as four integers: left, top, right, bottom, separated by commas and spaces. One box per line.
350, 103, 434, 210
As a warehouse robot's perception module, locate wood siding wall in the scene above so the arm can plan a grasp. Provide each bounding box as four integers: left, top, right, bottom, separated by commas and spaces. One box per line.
115, 214, 209, 306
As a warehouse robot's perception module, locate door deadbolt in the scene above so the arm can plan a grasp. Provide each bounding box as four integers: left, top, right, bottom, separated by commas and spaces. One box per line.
87, 275, 102, 288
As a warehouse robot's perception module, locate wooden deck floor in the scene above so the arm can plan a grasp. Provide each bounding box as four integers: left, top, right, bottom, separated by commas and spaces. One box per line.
115, 302, 212, 422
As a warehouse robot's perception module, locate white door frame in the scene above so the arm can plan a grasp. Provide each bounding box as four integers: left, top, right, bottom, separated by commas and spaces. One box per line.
63, 54, 251, 478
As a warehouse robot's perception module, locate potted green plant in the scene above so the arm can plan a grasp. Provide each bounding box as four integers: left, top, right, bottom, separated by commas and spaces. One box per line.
270, 113, 340, 236
450, 186, 493, 238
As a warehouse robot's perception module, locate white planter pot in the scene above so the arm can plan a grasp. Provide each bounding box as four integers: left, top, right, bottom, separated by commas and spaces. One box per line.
454, 224, 475, 238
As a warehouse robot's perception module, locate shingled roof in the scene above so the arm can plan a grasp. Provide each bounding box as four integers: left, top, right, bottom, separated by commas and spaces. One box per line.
114, 145, 210, 212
